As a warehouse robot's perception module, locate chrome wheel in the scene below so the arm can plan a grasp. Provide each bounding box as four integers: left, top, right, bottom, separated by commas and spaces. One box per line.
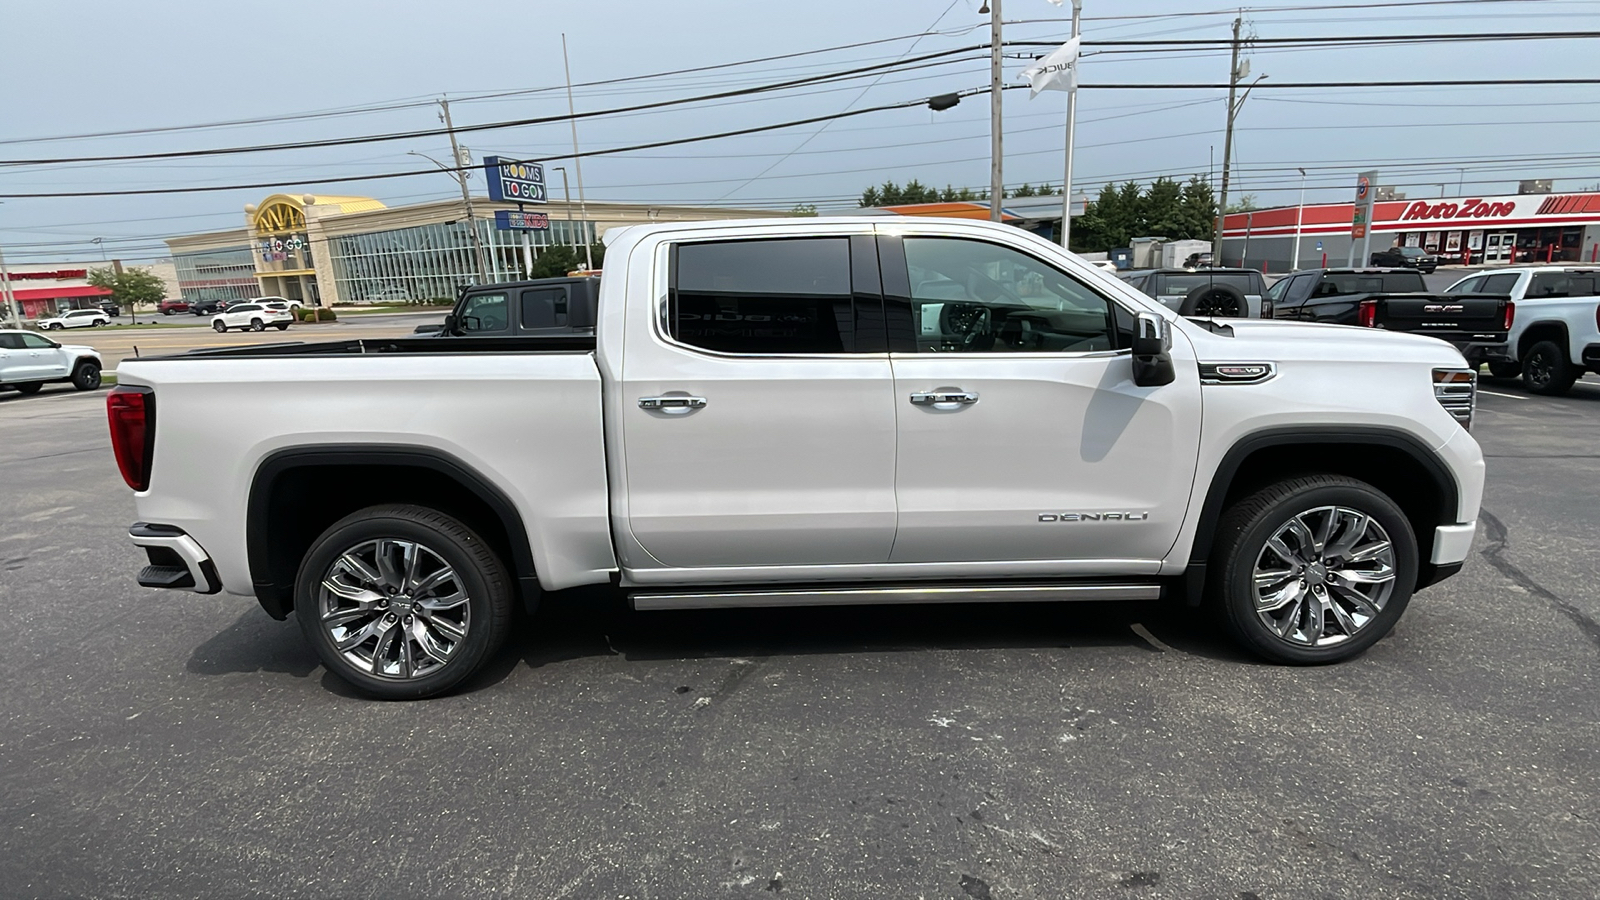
1252, 505, 1397, 648
318, 539, 471, 680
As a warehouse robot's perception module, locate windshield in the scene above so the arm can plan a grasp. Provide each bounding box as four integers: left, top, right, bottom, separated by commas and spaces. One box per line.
1400, 247, 1426, 258
1154, 273, 1258, 294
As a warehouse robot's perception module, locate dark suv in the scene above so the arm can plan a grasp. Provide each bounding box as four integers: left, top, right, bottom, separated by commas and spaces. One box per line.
1369, 245, 1439, 274
1118, 268, 1267, 317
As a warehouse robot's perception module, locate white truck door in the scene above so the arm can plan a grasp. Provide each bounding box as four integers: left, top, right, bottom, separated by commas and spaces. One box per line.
0, 333, 22, 380
19, 332, 70, 379
618, 234, 898, 568
880, 232, 1203, 564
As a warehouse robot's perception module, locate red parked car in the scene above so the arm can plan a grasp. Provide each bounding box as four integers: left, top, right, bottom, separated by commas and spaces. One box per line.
158, 299, 191, 315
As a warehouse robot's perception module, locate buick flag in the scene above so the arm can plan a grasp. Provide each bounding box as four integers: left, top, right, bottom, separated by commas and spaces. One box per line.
1020, 36, 1080, 96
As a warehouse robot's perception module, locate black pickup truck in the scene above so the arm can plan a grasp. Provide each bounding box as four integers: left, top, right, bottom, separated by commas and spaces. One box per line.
1266, 267, 1511, 363
413, 276, 601, 337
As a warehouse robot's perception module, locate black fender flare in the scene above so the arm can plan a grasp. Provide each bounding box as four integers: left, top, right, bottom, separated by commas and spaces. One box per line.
247, 445, 538, 619
1182, 426, 1462, 603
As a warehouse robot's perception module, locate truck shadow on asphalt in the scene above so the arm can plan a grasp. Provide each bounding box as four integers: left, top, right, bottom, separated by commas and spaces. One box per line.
183, 589, 1260, 697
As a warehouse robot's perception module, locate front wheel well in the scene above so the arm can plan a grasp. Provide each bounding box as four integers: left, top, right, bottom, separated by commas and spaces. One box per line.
1187, 433, 1460, 602
247, 452, 536, 619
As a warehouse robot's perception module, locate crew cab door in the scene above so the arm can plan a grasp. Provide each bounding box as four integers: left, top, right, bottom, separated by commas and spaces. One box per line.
879, 230, 1202, 565
18, 332, 69, 379
616, 232, 898, 569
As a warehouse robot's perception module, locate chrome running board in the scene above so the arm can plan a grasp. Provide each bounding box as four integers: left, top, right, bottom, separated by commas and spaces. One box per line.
630, 583, 1161, 611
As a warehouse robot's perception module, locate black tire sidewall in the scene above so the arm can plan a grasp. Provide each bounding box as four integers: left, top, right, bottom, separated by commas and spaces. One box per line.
213, 321, 227, 332
1522, 340, 1575, 395
294, 509, 511, 700
1217, 480, 1418, 664
72, 361, 101, 391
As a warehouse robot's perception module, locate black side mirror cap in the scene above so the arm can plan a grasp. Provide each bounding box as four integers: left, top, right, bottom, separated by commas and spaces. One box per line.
1131, 311, 1176, 387
441, 314, 458, 334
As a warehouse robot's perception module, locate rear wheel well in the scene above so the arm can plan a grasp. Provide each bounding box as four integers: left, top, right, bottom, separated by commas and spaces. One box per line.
249, 454, 534, 619
1518, 321, 1570, 360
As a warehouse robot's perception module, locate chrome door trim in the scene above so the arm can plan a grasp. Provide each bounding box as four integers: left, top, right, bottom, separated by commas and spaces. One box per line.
630, 583, 1161, 610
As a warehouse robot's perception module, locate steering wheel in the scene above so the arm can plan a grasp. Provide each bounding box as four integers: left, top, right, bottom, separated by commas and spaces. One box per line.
940, 302, 990, 349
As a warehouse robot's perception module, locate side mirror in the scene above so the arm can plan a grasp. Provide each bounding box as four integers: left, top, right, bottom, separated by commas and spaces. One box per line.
1131, 311, 1175, 387
441, 314, 459, 334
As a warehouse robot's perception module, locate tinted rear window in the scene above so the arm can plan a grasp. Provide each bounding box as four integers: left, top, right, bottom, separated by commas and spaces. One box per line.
1319, 272, 1427, 294
1528, 272, 1600, 297
520, 287, 570, 330
1153, 273, 1259, 294
671, 238, 854, 354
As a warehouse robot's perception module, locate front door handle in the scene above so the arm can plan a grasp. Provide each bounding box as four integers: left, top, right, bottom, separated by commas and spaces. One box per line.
909, 391, 979, 406
638, 395, 707, 410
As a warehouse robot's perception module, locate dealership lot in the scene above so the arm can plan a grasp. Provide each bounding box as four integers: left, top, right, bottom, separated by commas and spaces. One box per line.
1, 379, 1597, 898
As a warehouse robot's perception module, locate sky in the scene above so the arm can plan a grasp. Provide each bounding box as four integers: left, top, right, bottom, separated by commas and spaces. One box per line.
2, 0, 1599, 262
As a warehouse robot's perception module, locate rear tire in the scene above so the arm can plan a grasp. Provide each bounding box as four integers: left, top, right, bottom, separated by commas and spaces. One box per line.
275, 323, 289, 331
1521, 340, 1577, 396
70, 360, 101, 391
295, 504, 515, 700
213, 321, 227, 333
1210, 475, 1418, 665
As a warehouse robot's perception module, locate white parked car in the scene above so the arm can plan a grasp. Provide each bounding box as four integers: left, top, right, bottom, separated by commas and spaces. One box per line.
0, 329, 103, 394
37, 309, 111, 330
254, 295, 303, 310
116, 217, 1485, 699
1444, 266, 1600, 395
211, 302, 294, 333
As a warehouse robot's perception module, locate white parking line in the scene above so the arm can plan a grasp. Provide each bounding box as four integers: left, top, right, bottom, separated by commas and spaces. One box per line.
1479, 390, 1527, 400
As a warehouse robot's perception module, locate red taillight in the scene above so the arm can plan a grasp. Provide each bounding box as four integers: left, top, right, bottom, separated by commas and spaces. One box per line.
1358, 300, 1377, 327
107, 386, 155, 491
1504, 301, 1515, 331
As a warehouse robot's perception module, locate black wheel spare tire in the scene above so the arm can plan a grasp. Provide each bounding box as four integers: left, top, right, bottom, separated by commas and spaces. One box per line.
295, 504, 515, 700
1210, 474, 1418, 664
1179, 282, 1248, 317
1521, 340, 1577, 396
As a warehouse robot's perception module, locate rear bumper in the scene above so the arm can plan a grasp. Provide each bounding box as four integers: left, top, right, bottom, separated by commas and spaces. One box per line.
129, 522, 220, 594
1452, 340, 1512, 363
1583, 343, 1600, 372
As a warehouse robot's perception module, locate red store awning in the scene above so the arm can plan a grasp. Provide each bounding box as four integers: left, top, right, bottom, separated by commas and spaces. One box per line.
7, 285, 113, 300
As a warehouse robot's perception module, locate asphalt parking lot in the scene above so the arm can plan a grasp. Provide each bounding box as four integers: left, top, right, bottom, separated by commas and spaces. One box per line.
2, 374, 1597, 899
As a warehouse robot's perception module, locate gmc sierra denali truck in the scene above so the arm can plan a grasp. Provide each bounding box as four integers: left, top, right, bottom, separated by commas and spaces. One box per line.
110, 218, 1486, 699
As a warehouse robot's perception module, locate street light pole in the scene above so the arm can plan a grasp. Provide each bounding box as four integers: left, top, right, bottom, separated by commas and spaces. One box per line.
433, 99, 490, 283
985, 0, 1004, 221
1291, 167, 1307, 271
552, 166, 579, 255
562, 34, 595, 271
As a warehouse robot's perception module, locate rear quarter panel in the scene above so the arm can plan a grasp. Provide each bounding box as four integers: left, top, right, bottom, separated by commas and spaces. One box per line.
118, 352, 614, 594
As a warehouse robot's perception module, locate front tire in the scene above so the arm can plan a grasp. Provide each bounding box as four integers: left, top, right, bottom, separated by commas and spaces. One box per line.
213, 321, 227, 333
163, 309, 174, 316
275, 323, 289, 331
1210, 475, 1418, 664
250, 318, 264, 332
70, 360, 101, 391
295, 504, 515, 700
1521, 340, 1578, 396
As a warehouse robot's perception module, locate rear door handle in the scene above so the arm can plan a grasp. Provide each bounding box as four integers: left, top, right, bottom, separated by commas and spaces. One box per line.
910, 391, 979, 406
638, 395, 707, 410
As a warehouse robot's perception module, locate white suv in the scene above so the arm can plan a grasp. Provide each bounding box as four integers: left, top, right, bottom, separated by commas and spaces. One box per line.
0, 329, 103, 394
1445, 266, 1600, 395
38, 309, 111, 330
211, 302, 294, 333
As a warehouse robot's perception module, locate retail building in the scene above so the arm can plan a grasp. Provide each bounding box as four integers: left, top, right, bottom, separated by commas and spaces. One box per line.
1219, 189, 1600, 273
165, 193, 777, 307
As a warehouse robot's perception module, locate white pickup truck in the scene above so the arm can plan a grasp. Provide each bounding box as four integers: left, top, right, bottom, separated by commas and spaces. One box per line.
1444, 266, 1600, 395
111, 219, 1486, 699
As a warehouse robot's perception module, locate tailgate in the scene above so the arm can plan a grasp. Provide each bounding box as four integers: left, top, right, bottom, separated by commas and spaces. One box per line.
1373, 293, 1509, 343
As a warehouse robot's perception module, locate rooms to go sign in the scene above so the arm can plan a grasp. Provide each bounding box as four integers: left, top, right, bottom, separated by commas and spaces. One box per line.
483, 156, 546, 203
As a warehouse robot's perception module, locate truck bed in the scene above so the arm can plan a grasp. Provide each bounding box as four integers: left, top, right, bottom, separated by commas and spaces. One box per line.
143, 334, 597, 361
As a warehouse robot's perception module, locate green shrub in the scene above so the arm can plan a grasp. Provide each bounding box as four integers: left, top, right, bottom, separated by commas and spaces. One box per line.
297, 307, 337, 323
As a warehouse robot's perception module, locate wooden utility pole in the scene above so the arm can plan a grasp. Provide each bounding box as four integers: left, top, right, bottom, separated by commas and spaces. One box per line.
439, 98, 490, 283
1212, 14, 1243, 265
988, 0, 1004, 221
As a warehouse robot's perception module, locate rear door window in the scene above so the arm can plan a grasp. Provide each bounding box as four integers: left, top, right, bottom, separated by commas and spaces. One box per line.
1479, 273, 1521, 294
519, 287, 570, 330
669, 238, 856, 354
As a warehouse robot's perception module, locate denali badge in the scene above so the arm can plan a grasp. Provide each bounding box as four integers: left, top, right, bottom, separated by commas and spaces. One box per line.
1039, 512, 1150, 522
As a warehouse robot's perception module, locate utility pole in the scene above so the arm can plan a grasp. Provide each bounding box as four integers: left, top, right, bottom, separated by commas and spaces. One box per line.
1291, 166, 1307, 271
1059, 0, 1082, 248
1212, 13, 1243, 266
562, 34, 595, 271
986, 0, 1004, 221
438, 98, 490, 283
0, 244, 19, 328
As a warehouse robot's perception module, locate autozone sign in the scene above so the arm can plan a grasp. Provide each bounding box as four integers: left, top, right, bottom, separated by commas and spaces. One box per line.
1400, 198, 1516, 222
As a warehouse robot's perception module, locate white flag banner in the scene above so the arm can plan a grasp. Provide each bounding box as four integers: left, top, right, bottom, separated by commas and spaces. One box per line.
1020, 36, 1080, 96
1044, 0, 1063, 4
